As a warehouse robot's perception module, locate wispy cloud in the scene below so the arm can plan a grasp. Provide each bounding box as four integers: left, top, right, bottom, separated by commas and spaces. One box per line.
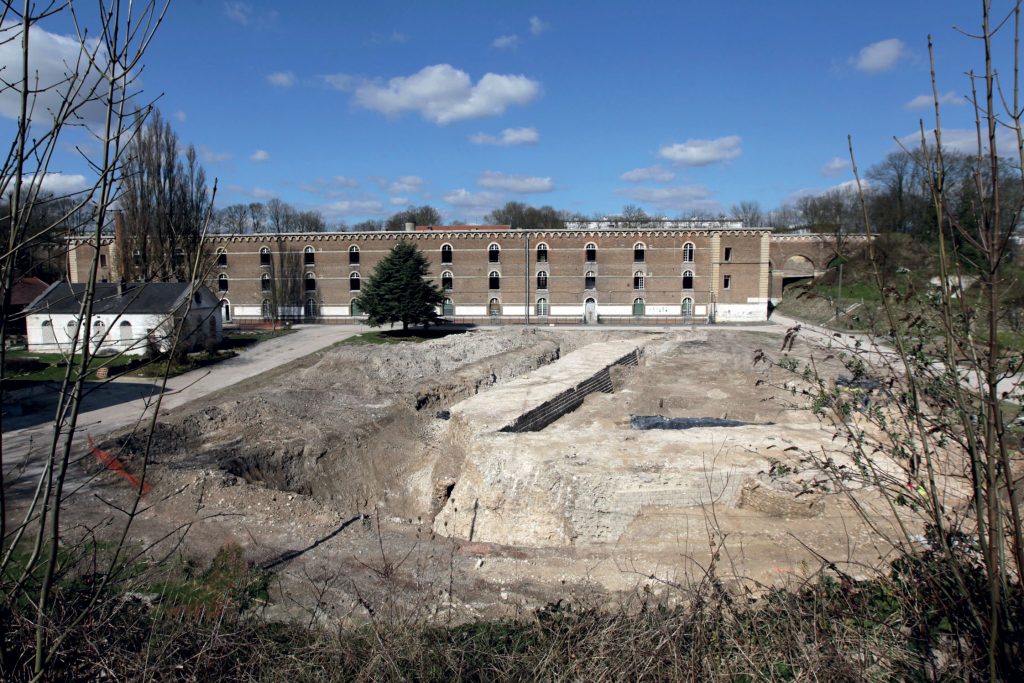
199, 145, 231, 164
620, 165, 674, 182
266, 71, 296, 87
897, 127, 1018, 154
529, 16, 548, 35
492, 34, 519, 49
250, 149, 270, 162
322, 73, 354, 91
226, 184, 277, 200
616, 185, 718, 213
477, 171, 553, 193
904, 91, 963, 110
3, 172, 90, 198
390, 196, 410, 206
223, 1, 252, 25
470, 127, 539, 146
786, 179, 867, 204
851, 38, 906, 73
354, 64, 541, 125
387, 175, 424, 194
299, 176, 361, 197
173, 110, 187, 123
658, 136, 742, 166
819, 156, 850, 177
369, 30, 407, 45
443, 188, 504, 218
321, 199, 386, 217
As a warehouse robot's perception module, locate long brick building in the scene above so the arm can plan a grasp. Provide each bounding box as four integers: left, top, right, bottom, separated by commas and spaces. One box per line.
67, 219, 812, 325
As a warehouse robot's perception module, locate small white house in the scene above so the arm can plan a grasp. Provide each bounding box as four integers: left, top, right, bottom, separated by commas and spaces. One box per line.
24, 282, 223, 356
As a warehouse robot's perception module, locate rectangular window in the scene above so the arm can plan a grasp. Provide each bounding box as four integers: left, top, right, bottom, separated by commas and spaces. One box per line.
99, 254, 107, 267
723, 275, 731, 289
217, 251, 227, 266
723, 247, 733, 262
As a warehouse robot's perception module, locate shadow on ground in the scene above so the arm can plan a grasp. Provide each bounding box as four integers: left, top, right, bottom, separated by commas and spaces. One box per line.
2, 380, 163, 432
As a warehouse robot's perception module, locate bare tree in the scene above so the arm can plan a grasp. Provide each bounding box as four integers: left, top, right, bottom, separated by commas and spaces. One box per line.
730, 200, 764, 226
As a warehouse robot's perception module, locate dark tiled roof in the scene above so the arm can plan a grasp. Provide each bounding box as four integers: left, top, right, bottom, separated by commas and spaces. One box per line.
3, 277, 50, 305
26, 282, 204, 315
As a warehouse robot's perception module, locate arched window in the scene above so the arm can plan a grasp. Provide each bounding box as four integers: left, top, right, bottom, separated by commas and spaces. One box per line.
681, 297, 694, 318
305, 272, 316, 291
66, 319, 78, 341
442, 298, 454, 317
585, 242, 597, 262
632, 298, 645, 317
217, 273, 229, 291
489, 271, 500, 289
536, 270, 548, 290
536, 298, 549, 316
488, 298, 501, 316
633, 242, 646, 262
488, 243, 501, 263
536, 243, 548, 263
350, 299, 363, 316
585, 271, 596, 289
682, 242, 695, 262
441, 243, 453, 264
441, 271, 453, 290
262, 299, 273, 320
119, 320, 133, 343
216, 247, 227, 266
633, 271, 645, 290
304, 245, 315, 265
349, 272, 361, 291
260, 246, 271, 266
682, 270, 694, 290
304, 298, 319, 319
348, 245, 360, 264
261, 273, 271, 291
220, 299, 232, 323
91, 318, 106, 342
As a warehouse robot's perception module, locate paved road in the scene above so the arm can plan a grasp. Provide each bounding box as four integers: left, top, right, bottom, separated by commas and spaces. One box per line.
2, 324, 371, 498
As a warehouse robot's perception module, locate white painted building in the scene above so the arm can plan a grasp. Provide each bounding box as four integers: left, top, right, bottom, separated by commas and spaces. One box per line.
24, 282, 223, 356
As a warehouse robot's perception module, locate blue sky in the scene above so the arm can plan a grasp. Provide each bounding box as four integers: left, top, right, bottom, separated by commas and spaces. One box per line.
2, 1, 1011, 224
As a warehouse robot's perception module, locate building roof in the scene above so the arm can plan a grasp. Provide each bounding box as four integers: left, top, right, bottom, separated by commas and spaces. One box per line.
25, 282, 209, 315
3, 277, 50, 306
414, 224, 511, 231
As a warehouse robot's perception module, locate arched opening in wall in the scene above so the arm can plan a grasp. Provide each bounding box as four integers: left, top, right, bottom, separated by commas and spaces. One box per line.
681, 297, 694, 318
350, 299, 363, 316
781, 254, 816, 295
218, 273, 229, 291
260, 246, 271, 266
682, 270, 694, 290
632, 298, 645, 317
348, 245, 360, 264
442, 298, 454, 317
221, 299, 232, 323
488, 271, 500, 290
305, 272, 317, 291
40, 320, 56, 346
585, 270, 596, 290
536, 243, 548, 263
633, 242, 646, 262
349, 272, 361, 291
441, 243, 453, 264
261, 299, 273, 321
633, 271, 645, 290
584, 297, 597, 324
536, 297, 549, 316
304, 245, 315, 265
216, 247, 227, 266
488, 243, 501, 263
536, 270, 548, 290
585, 242, 597, 262
65, 319, 78, 342
304, 298, 319, 319
119, 320, 133, 345
261, 273, 271, 291
683, 242, 695, 263
488, 298, 501, 317
441, 270, 453, 291
91, 318, 106, 342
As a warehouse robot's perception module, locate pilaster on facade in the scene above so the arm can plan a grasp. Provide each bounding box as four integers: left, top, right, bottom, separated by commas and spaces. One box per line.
710, 233, 722, 300
758, 233, 770, 301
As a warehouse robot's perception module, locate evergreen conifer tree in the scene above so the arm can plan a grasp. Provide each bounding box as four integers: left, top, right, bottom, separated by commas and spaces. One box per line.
355, 241, 443, 331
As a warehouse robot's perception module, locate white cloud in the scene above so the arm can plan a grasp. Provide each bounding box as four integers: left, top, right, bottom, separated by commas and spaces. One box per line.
897, 127, 1018, 154
266, 71, 296, 87
851, 38, 906, 73
786, 179, 868, 204
226, 184, 276, 200
322, 73, 354, 91
388, 175, 424, 194
477, 171, 553, 193
353, 64, 541, 125
819, 156, 850, 177
620, 165, 674, 182
469, 126, 539, 146
529, 16, 548, 35
492, 34, 519, 49
322, 199, 386, 216
616, 185, 718, 213
443, 188, 503, 219
223, 1, 252, 25
4, 172, 90, 197
250, 149, 270, 162
390, 196, 410, 206
199, 145, 231, 164
369, 31, 407, 44
299, 176, 360, 197
904, 91, 963, 110
173, 110, 187, 123
658, 136, 742, 166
